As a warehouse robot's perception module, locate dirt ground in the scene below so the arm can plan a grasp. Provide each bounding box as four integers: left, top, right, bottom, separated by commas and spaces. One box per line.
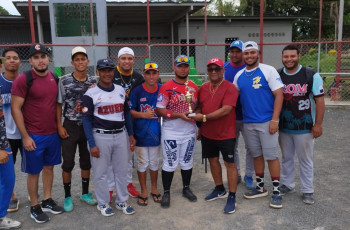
7, 106, 350, 230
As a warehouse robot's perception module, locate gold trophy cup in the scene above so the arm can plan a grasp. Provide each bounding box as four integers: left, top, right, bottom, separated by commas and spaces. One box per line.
184, 81, 195, 117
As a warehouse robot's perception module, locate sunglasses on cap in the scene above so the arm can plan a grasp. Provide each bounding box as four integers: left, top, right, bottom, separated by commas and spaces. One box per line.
176, 56, 189, 63
207, 67, 222, 73
144, 63, 159, 69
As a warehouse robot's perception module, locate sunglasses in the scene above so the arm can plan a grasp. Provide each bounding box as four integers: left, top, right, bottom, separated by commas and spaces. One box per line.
175, 56, 189, 63
145, 63, 159, 69
207, 67, 222, 73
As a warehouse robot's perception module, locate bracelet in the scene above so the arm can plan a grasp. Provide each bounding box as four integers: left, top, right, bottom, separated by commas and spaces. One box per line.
271, 120, 279, 123
202, 115, 207, 123
166, 110, 173, 119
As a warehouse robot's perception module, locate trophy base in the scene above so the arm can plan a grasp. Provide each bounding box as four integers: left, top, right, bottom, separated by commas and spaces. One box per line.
187, 113, 196, 117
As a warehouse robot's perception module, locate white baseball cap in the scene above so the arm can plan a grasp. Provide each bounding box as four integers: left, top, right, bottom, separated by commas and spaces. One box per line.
242, 41, 259, 52
118, 47, 134, 58
71, 46, 87, 59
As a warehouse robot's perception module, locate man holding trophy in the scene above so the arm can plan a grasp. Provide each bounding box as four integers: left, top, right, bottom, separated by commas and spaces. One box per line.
191, 58, 239, 214
156, 55, 198, 208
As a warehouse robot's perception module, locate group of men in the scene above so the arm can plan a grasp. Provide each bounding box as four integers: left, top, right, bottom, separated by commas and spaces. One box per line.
0, 39, 324, 228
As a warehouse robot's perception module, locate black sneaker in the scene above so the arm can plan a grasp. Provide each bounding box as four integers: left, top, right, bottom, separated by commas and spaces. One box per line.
183, 188, 197, 202
30, 204, 50, 224
161, 192, 170, 208
42, 198, 64, 214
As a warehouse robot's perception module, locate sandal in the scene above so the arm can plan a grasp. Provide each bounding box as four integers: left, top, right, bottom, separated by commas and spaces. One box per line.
151, 193, 162, 203
137, 195, 148, 206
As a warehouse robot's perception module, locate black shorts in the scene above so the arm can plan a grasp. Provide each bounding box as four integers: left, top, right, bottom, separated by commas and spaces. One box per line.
8, 139, 23, 164
201, 135, 236, 163
61, 119, 91, 172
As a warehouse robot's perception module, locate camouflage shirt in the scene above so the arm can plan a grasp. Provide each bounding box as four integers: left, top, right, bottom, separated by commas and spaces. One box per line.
57, 73, 97, 122
0, 91, 9, 150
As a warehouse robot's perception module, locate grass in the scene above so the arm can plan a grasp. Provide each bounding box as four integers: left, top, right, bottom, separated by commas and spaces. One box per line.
299, 52, 337, 73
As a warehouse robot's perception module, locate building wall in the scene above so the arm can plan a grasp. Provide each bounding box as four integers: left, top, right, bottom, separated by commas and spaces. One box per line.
178, 20, 293, 72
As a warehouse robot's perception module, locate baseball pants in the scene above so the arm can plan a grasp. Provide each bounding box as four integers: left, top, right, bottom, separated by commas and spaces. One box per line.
235, 120, 255, 177
91, 130, 129, 205
279, 132, 314, 193
161, 131, 196, 172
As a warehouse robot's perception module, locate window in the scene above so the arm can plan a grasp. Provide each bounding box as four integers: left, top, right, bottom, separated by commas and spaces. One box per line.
225, 37, 239, 61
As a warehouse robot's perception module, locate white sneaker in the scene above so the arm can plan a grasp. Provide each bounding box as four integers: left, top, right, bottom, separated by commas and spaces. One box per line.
97, 204, 115, 217
0, 216, 21, 229
116, 202, 135, 215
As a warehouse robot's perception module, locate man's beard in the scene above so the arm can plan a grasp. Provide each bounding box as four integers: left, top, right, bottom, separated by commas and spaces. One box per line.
33, 66, 48, 73
283, 62, 298, 71
177, 75, 188, 79
245, 58, 259, 68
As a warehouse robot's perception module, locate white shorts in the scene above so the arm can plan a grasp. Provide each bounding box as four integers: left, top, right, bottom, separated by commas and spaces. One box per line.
135, 146, 161, 172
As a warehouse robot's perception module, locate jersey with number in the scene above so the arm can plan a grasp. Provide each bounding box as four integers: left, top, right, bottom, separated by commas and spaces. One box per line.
156, 79, 198, 135
224, 61, 245, 120
0, 73, 21, 139
234, 63, 283, 123
82, 84, 128, 130
279, 65, 324, 134
130, 83, 161, 147
57, 73, 97, 122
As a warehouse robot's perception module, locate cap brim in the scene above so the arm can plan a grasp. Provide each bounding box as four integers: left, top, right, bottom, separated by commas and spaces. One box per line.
144, 68, 159, 73
175, 62, 190, 66
29, 51, 49, 57
72, 52, 87, 57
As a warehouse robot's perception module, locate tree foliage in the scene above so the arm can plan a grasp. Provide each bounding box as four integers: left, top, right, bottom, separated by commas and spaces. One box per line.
0, 6, 10, 16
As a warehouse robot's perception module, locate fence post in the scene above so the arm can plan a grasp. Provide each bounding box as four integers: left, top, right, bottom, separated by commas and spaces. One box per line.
317, 42, 321, 72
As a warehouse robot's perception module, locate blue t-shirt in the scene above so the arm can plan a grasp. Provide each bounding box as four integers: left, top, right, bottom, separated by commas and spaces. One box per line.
129, 83, 161, 147
0, 73, 21, 139
234, 64, 283, 123
224, 61, 245, 120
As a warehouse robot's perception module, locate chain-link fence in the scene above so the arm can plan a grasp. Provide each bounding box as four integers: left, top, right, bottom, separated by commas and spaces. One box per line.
1, 40, 350, 100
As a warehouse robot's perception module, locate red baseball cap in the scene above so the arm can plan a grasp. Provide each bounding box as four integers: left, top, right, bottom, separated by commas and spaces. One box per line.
207, 57, 224, 68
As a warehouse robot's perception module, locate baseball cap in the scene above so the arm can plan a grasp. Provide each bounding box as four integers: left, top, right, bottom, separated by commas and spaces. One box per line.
71, 46, 88, 60
242, 41, 259, 52
229, 40, 243, 50
96, 58, 115, 70
28, 43, 49, 57
174, 55, 190, 66
118, 47, 134, 58
0, 57, 6, 64
207, 57, 224, 68
144, 62, 159, 73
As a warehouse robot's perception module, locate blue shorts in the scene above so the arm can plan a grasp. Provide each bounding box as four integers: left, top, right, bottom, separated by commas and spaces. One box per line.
0, 148, 15, 218
21, 133, 61, 174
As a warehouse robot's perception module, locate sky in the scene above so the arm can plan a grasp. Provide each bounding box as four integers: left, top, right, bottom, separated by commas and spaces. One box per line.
0, 0, 238, 16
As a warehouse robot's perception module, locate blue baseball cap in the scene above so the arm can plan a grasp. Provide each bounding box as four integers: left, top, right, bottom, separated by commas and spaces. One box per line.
229, 40, 243, 50
174, 55, 190, 66
97, 58, 115, 70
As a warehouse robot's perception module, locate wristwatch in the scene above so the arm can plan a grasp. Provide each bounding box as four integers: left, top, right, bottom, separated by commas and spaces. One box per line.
202, 115, 207, 123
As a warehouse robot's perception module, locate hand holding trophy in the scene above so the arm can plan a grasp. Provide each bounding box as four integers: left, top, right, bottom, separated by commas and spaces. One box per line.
184, 81, 195, 117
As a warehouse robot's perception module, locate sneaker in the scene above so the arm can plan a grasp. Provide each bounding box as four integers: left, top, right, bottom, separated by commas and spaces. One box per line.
302, 193, 315, 205
7, 199, 19, 213
224, 195, 237, 214
64, 197, 73, 212
243, 188, 269, 199
182, 188, 197, 202
237, 175, 242, 184
161, 192, 170, 208
41, 198, 64, 214
205, 188, 228, 201
97, 204, 115, 217
0, 216, 21, 229
30, 204, 50, 224
80, 193, 97, 205
244, 175, 254, 190
270, 194, 283, 209
116, 202, 135, 215
279, 184, 295, 196
127, 183, 140, 198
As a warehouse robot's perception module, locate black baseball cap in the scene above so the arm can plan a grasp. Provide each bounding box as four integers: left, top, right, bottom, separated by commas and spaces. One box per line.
96, 58, 115, 70
28, 43, 49, 57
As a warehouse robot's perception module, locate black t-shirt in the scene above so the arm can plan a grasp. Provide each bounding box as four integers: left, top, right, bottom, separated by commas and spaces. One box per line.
113, 69, 144, 98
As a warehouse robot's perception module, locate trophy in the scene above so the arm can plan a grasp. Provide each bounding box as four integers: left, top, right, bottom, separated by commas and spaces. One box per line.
184, 81, 195, 117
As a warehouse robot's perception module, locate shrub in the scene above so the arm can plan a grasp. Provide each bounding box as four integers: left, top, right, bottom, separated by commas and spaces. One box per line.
328, 49, 337, 55
308, 48, 317, 54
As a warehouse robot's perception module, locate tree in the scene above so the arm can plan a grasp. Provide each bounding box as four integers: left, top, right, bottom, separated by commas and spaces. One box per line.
0, 6, 10, 16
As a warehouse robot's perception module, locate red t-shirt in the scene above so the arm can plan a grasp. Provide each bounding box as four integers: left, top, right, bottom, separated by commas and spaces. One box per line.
199, 80, 238, 140
12, 69, 58, 135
